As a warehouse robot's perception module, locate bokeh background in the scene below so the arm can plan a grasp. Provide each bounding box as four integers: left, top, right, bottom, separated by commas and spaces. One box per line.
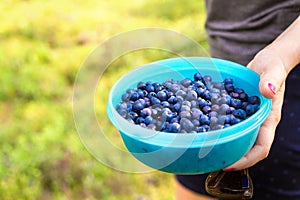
0, 1, 208, 199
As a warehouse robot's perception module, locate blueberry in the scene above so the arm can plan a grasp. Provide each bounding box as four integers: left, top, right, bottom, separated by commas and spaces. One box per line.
148, 91, 157, 98
140, 108, 152, 118
225, 84, 234, 92
129, 91, 139, 101
146, 81, 154, 85
234, 88, 244, 94
180, 118, 195, 132
170, 117, 180, 124
196, 126, 206, 133
230, 92, 239, 99
161, 101, 170, 108
202, 90, 211, 100
196, 88, 205, 97
137, 82, 146, 90
213, 82, 224, 90
116, 102, 127, 111
168, 123, 181, 133
117, 108, 127, 118
144, 98, 151, 107
181, 78, 192, 87
203, 75, 212, 83
172, 103, 181, 112
194, 72, 202, 81
128, 111, 138, 120
230, 115, 241, 125
232, 109, 247, 119
245, 104, 259, 115
150, 97, 161, 105
218, 115, 231, 125
182, 100, 192, 107
200, 114, 210, 125
145, 84, 155, 93
176, 96, 184, 103
224, 77, 233, 85
175, 89, 186, 98
126, 89, 135, 95
121, 93, 130, 102
248, 96, 261, 105
162, 110, 174, 122
168, 96, 178, 104
194, 81, 205, 88
230, 98, 242, 108
192, 119, 200, 127
170, 84, 181, 93
154, 84, 163, 93
219, 104, 230, 115
186, 90, 198, 101
224, 124, 231, 128
135, 117, 145, 124
144, 116, 153, 125
181, 105, 191, 112
155, 120, 163, 130
132, 100, 145, 111
180, 110, 192, 119
137, 89, 146, 98
197, 98, 210, 108
161, 121, 170, 131
203, 125, 210, 131
191, 108, 202, 119
208, 111, 218, 118
190, 100, 198, 108
211, 124, 223, 130
211, 104, 220, 111
210, 93, 219, 104
202, 105, 211, 114
126, 101, 133, 111
241, 102, 249, 110
220, 95, 231, 105
210, 116, 219, 126
163, 81, 172, 89
239, 92, 248, 101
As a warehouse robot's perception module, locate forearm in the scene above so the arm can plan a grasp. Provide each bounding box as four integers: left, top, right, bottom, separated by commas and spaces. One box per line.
266, 15, 300, 73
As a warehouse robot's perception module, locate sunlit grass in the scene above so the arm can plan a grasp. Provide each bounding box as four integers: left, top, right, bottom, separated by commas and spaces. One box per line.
0, 0, 207, 199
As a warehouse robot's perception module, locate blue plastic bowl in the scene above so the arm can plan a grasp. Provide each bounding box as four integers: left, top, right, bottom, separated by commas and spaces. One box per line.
107, 57, 272, 174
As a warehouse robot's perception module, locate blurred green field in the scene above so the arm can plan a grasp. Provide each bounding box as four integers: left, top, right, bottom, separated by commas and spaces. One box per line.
0, 0, 208, 199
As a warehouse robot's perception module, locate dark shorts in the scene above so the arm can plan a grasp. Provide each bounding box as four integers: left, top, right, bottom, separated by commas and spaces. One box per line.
176, 66, 300, 199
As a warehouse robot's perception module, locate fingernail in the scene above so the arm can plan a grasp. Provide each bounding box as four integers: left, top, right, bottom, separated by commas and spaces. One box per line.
223, 168, 235, 172
268, 83, 276, 95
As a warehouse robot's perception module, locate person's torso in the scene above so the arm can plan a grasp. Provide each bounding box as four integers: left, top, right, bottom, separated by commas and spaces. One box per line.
205, 0, 300, 65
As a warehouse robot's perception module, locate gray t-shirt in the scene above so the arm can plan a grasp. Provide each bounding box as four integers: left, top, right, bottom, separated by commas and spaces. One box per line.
205, 0, 300, 65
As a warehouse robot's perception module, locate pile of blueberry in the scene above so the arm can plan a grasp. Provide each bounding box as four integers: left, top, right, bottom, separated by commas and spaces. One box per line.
116, 72, 261, 133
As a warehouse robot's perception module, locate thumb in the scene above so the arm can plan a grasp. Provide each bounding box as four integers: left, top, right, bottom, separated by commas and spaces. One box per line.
247, 57, 287, 99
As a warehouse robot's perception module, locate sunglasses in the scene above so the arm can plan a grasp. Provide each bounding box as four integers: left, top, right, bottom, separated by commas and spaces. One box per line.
205, 168, 253, 199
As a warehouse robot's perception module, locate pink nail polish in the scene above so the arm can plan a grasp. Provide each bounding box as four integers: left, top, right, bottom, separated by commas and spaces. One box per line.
268, 83, 276, 95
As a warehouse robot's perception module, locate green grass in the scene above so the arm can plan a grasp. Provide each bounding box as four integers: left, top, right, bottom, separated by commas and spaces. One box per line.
0, 0, 208, 199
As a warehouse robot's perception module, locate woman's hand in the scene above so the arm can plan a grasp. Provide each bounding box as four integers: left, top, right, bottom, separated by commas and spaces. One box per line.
223, 48, 287, 171
223, 16, 300, 171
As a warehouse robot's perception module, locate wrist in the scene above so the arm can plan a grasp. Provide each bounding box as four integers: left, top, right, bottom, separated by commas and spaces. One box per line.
264, 45, 291, 74
265, 16, 300, 73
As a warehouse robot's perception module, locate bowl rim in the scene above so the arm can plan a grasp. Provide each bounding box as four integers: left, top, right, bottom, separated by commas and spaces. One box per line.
107, 57, 272, 147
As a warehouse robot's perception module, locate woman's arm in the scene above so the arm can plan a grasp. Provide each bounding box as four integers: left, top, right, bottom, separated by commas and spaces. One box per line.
223, 15, 300, 171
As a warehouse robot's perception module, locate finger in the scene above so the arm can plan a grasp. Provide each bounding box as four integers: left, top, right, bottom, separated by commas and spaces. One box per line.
223, 120, 276, 171
247, 51, 287, 99
258, 66, 285, 99
223, 83, 285, 171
